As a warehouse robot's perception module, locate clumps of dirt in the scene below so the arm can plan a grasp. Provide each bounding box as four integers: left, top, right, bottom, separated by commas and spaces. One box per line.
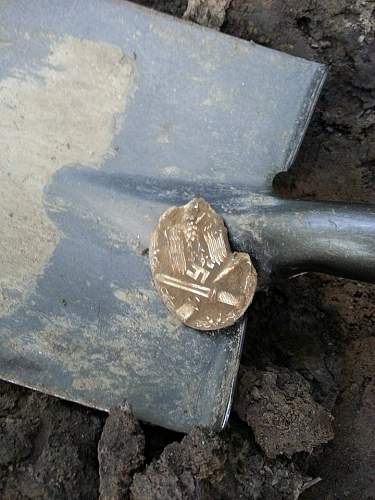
216, 426, 318, 500
0, 381, 103, 499
130, 424, 315, 500
183, 0, 232, 29
98, 403, 145, 499
235, 366, 334, 458
0, 389, 320, 500
239, 271, 375, 498
131, 427, 226, 499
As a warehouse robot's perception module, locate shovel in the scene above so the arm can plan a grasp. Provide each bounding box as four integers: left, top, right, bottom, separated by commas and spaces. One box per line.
0, 0, 374, 433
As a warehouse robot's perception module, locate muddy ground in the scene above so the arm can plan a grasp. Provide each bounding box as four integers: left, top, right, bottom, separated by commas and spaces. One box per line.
1, 0, 374, 498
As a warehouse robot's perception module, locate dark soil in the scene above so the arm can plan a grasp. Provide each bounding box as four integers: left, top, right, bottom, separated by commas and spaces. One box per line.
1, 0, 374, 498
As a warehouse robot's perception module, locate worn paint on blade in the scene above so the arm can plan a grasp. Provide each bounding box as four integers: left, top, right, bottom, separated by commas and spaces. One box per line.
1, 283, 182, 394
0, 36, 136, 315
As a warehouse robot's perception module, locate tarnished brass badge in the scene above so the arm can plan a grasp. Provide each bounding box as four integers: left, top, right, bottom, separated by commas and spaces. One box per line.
150, 198, 257, 330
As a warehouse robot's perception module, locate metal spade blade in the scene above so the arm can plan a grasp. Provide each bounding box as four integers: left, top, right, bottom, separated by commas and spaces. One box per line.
0, 0, 328, 431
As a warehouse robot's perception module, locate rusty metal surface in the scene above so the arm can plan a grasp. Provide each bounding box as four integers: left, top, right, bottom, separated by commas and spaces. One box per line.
0, 0, 326, 431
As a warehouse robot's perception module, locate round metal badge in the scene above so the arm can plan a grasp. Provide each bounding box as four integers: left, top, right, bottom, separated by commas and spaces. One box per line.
150, 198, 257, 331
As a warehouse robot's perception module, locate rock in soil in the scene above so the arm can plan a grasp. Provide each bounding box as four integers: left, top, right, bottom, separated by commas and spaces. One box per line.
183, 0, 232, 29
235, 365, 334, 458
98, 403, 145, 500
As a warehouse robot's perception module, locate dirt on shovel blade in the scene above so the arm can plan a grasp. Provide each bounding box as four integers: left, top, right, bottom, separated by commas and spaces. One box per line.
1, 0, 375, 499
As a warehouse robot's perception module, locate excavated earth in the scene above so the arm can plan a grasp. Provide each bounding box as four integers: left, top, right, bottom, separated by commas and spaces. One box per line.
1, 0, 374, 498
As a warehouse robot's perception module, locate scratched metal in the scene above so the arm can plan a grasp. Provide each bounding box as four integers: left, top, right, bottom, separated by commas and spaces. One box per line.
0, 0, 327, 431
150, 198, 257, 330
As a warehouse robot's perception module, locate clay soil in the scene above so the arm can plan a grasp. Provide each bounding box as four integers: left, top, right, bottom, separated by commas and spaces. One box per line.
1, 0, 374, 498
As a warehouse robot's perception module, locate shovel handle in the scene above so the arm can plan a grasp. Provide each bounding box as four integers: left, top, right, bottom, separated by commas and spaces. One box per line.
227, 197, 375, 285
